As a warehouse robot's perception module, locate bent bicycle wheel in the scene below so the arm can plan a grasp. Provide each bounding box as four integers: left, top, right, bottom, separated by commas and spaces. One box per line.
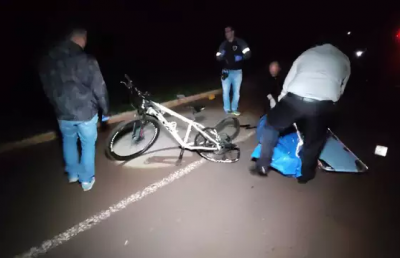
194, 127, 241, 163
214, 117, 240, 141
106, 116, 160, 161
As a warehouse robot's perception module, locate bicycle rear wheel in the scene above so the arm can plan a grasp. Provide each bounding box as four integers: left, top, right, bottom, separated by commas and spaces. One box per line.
106, 116, 160, 161
194, 127, 241, 163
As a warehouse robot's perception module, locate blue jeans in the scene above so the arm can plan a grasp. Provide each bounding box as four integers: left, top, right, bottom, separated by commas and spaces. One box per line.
58, 115, 98, 183
221, 69, 243, 112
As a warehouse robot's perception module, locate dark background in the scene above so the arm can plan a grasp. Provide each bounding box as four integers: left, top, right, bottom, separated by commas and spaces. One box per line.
0, 1, 399, 143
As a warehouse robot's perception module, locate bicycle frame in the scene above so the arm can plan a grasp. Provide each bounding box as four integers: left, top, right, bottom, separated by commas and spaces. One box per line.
143, 100, 222, 151
120, 74, 223, 152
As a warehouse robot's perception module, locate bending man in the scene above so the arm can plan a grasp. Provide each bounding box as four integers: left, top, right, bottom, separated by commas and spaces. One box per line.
250, 38, 350, 184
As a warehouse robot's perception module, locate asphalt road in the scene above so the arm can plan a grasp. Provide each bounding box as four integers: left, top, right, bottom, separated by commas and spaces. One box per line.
1, 80, 399, 258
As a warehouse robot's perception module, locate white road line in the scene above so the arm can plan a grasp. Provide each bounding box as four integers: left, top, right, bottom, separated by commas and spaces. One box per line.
15, 131, 254, 258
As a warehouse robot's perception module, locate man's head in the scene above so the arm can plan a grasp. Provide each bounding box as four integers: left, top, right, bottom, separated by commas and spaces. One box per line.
69, 28, 87, 49
224, 26, 235, 42
269, 61, 281, 77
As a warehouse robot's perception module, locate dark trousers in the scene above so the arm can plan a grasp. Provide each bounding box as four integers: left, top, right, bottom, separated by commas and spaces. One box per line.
256, 93, 335, 179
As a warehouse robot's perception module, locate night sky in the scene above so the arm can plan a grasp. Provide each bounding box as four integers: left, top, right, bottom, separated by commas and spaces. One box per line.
0, 1, 398, 140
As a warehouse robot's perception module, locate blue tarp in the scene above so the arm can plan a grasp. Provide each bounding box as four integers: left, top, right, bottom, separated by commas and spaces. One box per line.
251, 114, 368, 175
251, 115, 302, 177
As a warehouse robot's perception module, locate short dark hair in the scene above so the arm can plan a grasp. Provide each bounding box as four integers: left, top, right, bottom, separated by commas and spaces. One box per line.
69, 28, 87, 39
225, 26, 235, 32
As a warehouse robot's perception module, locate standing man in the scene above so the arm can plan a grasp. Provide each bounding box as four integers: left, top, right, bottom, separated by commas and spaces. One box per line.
39, 28, 109, 191
216, 26, 251, 116
250, 41, 351, 184
267, 61, 283, 100
261, 61, 283, 113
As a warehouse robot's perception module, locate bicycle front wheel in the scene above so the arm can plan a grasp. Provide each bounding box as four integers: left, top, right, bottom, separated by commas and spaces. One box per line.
106, 116, 160, 161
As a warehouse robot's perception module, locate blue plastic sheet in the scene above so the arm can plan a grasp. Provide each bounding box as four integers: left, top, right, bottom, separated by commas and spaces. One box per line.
251, 115, 302, 177
252, 115, 368, 175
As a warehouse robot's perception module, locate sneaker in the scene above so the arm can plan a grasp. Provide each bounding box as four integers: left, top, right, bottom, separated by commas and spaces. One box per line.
81, 177, 96, 191
231, 111, 241, 116
225, 110, 232, 115
68, 176, 79, 183
249, 164, 268, 176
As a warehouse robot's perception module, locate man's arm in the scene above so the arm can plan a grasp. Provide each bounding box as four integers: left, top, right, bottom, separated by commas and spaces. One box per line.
278, 58, 299, 101
237, 38, 251, 60
38, 58, 57, 108
88, 58, 109, 115
216, 41, 227, 61
340, 59, 351, 95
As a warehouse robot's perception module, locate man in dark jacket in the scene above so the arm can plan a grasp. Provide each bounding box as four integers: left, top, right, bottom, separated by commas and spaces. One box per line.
260, 61, 283, 113
267, 61, 283, 100
39, 28, 109, 191
216, 26, 251, 116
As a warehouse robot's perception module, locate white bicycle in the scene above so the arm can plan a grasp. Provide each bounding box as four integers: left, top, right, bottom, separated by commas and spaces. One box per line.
106, 74, 241, 164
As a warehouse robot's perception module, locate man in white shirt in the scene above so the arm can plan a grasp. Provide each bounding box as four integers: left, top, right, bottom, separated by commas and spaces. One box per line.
250, 42, 351, 184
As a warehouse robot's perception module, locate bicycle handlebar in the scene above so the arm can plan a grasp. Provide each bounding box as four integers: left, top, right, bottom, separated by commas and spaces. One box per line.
120, 74, 150, 99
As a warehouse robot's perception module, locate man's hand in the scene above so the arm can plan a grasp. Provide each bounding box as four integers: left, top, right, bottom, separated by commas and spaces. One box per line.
277, 92, 286, 102
99, 114, 111, 132
101, 115, 110, 122
234, 55, 243, 62
216, 50, 226, 61
267, 94, 277, 108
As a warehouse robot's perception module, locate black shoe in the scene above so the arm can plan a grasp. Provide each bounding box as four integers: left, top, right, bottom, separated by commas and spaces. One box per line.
297, 176, 313, 184
249, 164, 268, 177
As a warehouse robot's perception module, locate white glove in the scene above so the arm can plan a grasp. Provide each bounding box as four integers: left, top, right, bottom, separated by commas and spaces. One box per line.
267, 94, 277, 108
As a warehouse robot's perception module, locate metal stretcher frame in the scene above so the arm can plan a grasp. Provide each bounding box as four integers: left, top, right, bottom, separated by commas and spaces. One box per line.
318, 129, 368, 173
